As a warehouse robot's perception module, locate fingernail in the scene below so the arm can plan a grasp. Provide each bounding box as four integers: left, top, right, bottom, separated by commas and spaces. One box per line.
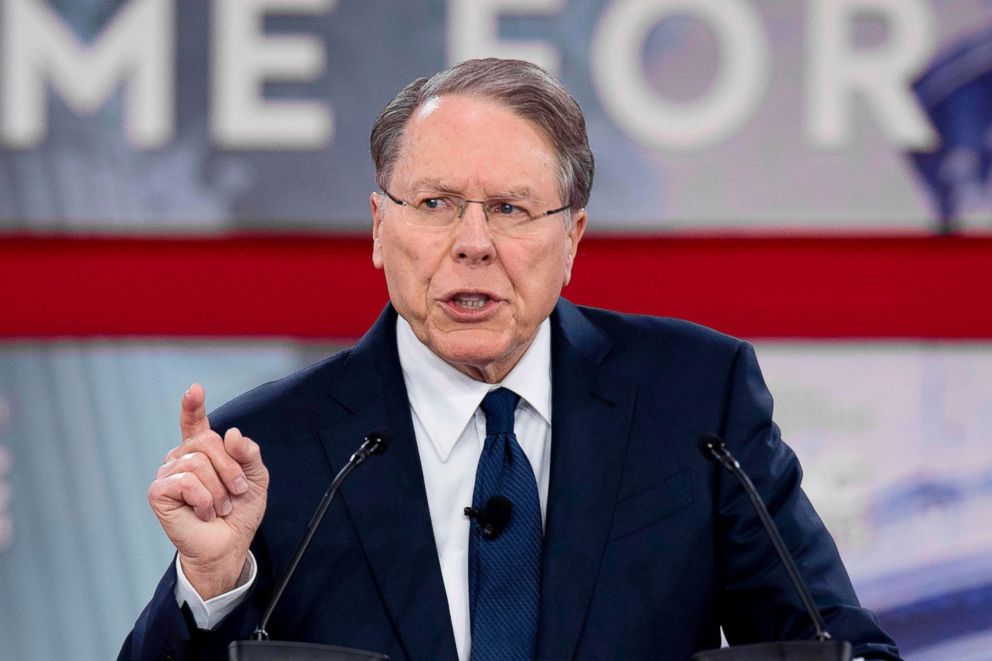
234, 476, 249, 495
219, 498, 233, 516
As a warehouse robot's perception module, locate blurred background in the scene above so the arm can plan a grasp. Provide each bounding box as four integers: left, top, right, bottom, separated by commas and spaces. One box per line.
1, 1, 991, 659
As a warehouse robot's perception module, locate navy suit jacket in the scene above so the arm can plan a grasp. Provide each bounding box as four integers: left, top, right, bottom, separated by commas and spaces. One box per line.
121, 300, 900, 660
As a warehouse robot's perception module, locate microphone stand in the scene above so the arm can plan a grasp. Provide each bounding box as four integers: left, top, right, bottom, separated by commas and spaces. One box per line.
693, 434, 852, 661
228, 430, 391, 661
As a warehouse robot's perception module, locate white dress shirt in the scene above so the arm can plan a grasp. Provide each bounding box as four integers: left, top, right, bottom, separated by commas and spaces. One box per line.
176, 316, 553, 661
397, 316, 552, 661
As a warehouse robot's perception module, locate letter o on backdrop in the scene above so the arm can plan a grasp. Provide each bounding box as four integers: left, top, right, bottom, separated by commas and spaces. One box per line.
591, 0, 770, 151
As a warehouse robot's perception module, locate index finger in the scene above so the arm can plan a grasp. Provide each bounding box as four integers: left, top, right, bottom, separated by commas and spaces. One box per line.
180, 383, 211, 441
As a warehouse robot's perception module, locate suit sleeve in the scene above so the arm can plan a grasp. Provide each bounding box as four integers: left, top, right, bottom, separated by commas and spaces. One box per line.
117, 558, 263, 660
715, 342, 901, 660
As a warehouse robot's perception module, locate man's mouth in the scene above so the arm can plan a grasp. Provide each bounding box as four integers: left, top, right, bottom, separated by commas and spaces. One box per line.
442, 292, 503, 317
451, 293, 492, 309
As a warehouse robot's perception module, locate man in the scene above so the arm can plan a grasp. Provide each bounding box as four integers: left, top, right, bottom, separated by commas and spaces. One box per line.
120, 58, 900, 660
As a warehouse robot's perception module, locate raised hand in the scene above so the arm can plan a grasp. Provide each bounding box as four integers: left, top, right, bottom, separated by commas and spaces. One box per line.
147, 384, 269, 599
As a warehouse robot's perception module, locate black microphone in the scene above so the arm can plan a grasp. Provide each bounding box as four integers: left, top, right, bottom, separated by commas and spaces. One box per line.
693, 433, 852, 661
464, 495, 512, 539
228, 428, 392, 661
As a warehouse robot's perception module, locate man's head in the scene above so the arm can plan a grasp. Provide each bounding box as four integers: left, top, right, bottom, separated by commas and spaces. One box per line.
369, 59, 594, 383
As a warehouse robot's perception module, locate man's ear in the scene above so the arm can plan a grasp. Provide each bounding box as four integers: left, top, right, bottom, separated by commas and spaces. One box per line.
370, 191, 384, 270
563, 208, 587, 286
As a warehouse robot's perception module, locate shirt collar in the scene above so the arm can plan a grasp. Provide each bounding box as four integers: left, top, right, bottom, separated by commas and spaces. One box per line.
396, 315, 552, 462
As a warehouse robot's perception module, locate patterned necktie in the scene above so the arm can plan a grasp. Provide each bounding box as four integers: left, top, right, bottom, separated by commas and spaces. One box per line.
468, 388, 542, 661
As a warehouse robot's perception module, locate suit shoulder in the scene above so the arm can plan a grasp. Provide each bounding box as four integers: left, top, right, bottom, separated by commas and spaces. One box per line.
576, 304, 744, 358
564, 304, 752, 388
207, 346, 355, 433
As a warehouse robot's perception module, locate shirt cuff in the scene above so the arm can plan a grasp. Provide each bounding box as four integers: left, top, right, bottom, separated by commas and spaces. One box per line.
173, 552, 256, 630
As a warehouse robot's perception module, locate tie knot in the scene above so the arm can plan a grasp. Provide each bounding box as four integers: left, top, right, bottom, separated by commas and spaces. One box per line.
480, 388, 519, 436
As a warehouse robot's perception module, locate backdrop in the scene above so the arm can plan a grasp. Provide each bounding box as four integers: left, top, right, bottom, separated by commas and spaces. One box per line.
1, 1, 991, 659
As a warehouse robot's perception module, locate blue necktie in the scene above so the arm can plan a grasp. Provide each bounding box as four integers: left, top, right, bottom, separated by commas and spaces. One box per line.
468, 388, 542, 661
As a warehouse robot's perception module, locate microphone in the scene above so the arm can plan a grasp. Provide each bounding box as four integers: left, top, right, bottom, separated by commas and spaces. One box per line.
693, 433, 852, 661
228, 428, 392, 661
464, 495, 513, 539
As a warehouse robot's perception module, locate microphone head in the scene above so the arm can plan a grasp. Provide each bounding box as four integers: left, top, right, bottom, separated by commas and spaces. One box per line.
698, 433, 726, 462
364, 427, 391, 455
481, 495, 513, 539
485, 496, 512, 528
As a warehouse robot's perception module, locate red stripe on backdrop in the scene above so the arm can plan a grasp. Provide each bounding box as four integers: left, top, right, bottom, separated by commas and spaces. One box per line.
1, 234, 990, 339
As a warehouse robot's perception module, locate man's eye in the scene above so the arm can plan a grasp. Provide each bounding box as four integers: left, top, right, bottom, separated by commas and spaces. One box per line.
492, 202, 526, 216
423, 198, 444, 210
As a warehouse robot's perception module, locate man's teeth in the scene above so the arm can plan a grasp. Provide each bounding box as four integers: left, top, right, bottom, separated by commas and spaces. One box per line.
453, 294, 489, 308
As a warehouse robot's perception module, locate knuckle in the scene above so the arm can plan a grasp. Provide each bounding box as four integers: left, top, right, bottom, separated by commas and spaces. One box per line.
172, 471, 196, 490
176, 474, 208, 504
148, 477, 177, 504
182, 451, 208, 471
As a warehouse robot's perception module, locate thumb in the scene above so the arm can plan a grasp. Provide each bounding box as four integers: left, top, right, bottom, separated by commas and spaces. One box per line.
180, 383, 211, 441
224, 427, 267, 486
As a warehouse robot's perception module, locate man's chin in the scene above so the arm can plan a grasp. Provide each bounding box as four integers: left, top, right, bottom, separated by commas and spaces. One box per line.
426, 330, 518, 381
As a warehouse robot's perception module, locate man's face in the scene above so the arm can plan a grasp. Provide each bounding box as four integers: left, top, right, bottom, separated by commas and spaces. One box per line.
370, 94, 586, 383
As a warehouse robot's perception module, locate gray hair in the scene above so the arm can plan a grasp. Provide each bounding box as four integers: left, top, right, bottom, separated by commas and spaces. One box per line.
370, 58, 594, 211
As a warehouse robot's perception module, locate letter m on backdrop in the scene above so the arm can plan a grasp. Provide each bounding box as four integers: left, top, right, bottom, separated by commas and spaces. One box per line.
1, 0, 174, 148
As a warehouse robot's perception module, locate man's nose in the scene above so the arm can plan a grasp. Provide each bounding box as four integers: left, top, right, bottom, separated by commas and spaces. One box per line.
451, 202, 495, 265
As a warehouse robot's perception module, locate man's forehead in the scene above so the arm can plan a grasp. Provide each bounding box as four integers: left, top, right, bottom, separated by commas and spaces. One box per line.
412, 93, 498, 122
414, 95, 444, 121
390, 94, 560, 198
404, 94, 547, 145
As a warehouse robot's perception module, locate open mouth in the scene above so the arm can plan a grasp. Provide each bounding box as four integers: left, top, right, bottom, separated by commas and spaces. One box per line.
442, 291, 501, 316
450, 293, 492, 309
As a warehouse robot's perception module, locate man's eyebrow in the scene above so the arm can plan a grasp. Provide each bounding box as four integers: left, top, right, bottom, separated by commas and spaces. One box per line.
410, 178, 461, 194
487, 187, 537, 200
410, 179, 538, 200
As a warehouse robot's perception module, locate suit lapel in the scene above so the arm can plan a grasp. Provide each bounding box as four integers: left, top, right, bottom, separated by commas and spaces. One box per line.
537, 299, 639, 660
319, 306, 459, 661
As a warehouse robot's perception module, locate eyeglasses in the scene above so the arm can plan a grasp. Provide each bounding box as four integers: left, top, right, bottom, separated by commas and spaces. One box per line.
379, 187, 571, 236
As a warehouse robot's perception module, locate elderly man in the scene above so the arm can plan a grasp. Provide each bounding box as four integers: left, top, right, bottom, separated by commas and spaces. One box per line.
120, 59, 899, 660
